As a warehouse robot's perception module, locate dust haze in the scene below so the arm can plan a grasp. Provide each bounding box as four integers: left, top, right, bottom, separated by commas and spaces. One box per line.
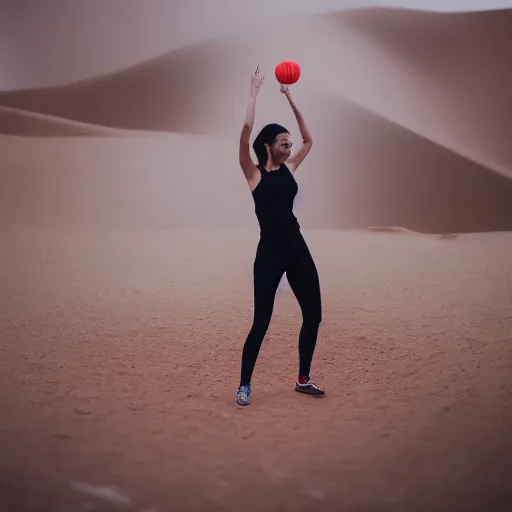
1, 2, 512, 511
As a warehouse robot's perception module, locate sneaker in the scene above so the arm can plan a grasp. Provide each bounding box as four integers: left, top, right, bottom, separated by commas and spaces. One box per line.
295, 377, 325, 397
236, 384, 251, 406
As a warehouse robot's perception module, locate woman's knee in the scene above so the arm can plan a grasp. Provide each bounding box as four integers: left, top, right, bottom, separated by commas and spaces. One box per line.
303, 310, 322, 328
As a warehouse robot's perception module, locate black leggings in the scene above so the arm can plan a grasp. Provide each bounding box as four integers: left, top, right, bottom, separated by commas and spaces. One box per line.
240, 231, 322, 386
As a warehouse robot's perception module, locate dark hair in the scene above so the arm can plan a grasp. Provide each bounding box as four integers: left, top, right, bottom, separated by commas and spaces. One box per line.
252, 123, 289, 168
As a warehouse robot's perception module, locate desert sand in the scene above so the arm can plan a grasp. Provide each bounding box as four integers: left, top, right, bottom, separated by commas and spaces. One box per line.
1, 225, 511, 511
0, 107, 122, 137
2, 2, 512, 511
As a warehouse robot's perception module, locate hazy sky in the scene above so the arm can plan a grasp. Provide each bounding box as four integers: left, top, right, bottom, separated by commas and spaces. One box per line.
1, 0, 511, 89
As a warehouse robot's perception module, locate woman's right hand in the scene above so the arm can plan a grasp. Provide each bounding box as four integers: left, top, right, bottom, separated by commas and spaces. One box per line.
250, 65, 264, 97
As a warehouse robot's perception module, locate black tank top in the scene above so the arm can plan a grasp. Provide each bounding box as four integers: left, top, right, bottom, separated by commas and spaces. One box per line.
252, 163, 300, 239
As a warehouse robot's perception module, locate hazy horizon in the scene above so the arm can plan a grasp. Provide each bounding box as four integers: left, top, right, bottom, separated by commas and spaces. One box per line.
1, 5, 511, 233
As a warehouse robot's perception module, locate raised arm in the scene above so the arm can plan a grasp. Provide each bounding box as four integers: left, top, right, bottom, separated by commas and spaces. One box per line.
239, 66, 264, 181
281, 85, 313, 173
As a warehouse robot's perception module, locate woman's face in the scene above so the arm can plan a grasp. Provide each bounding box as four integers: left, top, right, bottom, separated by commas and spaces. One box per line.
267, 133, 292, 163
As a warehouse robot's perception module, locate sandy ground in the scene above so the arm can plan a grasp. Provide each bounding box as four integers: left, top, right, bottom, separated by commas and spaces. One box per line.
1, 225, 511, 511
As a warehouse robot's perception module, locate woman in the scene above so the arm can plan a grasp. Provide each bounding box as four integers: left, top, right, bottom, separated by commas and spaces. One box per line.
236, 65, 325, 407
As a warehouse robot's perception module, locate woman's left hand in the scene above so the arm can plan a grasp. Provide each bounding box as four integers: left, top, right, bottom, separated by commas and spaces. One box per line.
280, 84, 291, 97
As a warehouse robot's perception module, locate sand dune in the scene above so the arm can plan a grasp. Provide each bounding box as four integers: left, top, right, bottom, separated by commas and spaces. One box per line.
0, 39, 239, 135
337, 8, 512, 177
297, 93, 512, 233
0, 133, 244, 231
2, 8, 510, 181
2, 99, 512, 234
2, 81, 512, 235
0, 106, 124, 136
1, 226, 511, 511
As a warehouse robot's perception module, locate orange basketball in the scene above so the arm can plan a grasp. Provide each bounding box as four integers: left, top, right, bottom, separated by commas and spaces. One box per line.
275, 61, 301, 85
